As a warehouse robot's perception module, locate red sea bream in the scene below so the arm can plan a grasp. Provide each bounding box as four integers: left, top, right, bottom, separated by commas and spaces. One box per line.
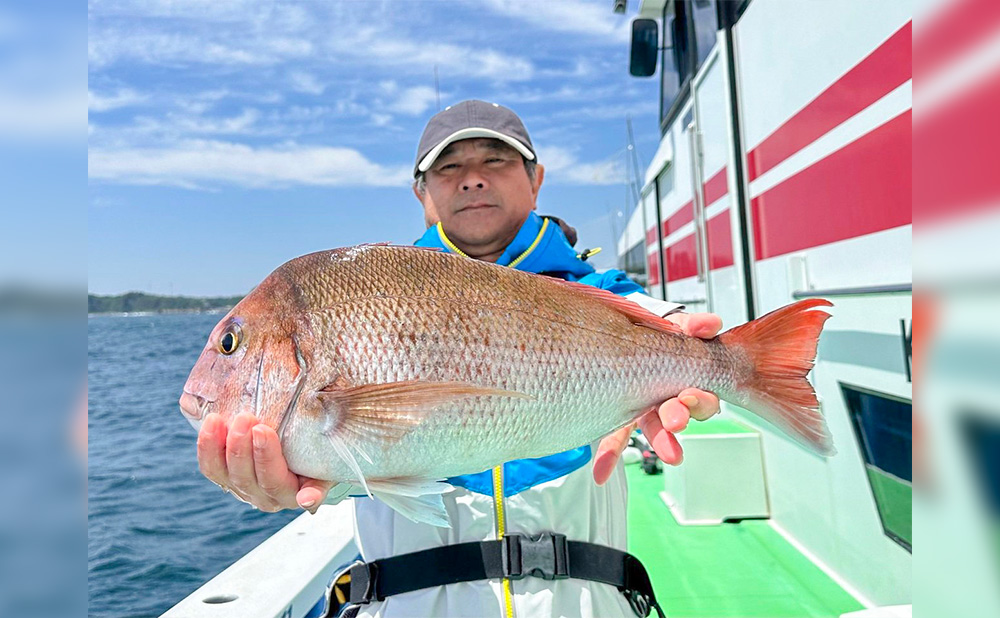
179, 245, 835, 525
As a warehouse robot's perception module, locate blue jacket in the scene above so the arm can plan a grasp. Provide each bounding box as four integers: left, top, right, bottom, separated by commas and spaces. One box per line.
414, 212, 643, 497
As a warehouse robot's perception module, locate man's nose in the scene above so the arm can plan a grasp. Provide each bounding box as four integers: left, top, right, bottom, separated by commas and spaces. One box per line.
460, 167, 488, 191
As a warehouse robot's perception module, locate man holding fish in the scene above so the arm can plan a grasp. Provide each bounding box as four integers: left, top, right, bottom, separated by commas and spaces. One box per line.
188, 101, 831, 617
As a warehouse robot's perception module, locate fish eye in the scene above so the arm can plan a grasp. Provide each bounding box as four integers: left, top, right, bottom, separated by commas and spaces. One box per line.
219, 324, 242, 355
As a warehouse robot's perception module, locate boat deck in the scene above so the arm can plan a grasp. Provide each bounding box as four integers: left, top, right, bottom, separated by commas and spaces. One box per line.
626, 464, 864, 618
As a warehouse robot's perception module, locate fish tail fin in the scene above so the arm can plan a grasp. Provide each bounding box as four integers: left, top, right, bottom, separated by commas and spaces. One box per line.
718, 299, 837, 456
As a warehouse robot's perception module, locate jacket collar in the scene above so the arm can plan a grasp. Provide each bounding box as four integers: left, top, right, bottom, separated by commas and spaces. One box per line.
414, 212, 595, 279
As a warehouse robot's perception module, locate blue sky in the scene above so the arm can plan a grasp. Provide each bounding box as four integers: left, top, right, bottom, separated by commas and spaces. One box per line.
0, 1, 85, 291
88, 0, 662, 296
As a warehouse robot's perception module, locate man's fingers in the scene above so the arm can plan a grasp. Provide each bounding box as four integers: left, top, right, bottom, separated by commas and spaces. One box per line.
677, 387, 720, 422
297, 478, 336, 514
251, 425, 299, 507
666, 312, 723, 339
225, 414, 260, 494
657, 399, 690, 434
197, 413, 229, 484
593, 422, 636, 486
637, 412, 684, 465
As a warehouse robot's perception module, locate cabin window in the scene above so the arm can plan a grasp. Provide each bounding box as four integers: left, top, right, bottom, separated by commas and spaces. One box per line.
659, 0, 723, 133
690, 0, 719, 69
659, 1, 686, 128
841, 384, 912, 552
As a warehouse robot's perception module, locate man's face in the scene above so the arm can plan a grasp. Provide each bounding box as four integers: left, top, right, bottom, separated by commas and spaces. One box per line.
417, 138, 543, 251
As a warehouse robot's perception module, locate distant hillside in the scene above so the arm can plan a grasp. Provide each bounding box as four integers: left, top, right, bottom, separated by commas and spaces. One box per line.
88, 292, 244, 314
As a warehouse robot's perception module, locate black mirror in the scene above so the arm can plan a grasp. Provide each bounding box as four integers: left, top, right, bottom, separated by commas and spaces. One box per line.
630, 18, 658, 77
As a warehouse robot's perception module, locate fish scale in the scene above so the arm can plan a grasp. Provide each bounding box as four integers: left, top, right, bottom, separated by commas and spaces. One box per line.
295, 291, 707, 481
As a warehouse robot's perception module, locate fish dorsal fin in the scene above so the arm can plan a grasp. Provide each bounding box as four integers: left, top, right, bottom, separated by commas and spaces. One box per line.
550, 279, 684, 335
317, 380, 531, 444
359, 242, 443, 252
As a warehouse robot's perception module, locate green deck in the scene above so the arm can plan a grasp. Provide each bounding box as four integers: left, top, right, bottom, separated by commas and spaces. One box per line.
626, 465, 864, 618
673, 417, 756, 436
866, 466, 912, 548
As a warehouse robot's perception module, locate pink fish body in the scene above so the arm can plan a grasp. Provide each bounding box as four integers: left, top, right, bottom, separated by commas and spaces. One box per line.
180, 245, 834, 525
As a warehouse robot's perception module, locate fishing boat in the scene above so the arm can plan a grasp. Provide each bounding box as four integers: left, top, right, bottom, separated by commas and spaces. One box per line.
161, 0, 999, 615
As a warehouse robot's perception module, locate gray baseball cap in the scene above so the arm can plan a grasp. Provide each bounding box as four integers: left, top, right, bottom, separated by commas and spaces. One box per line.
414, 100, 536, 177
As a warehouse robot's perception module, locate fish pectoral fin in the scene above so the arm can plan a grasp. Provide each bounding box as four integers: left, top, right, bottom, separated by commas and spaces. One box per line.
367, 477, 454, 528
317, 380, 531, 443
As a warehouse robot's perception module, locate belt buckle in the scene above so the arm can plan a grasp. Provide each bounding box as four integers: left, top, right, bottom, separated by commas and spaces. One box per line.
501, 533, 570, 581
347, 560, 381, 605
626, 589, 652, 618
319, 559, 365, 618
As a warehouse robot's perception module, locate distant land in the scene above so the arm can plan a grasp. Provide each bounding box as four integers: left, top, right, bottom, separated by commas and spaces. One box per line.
88, 292, 244, 314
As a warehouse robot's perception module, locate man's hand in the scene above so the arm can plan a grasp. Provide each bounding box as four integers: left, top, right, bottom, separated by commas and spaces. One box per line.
197, 412, 334, 513
593, 312, 722, 485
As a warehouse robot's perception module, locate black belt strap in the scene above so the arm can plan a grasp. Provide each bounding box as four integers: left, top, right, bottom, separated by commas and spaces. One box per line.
346, 533, 665, 618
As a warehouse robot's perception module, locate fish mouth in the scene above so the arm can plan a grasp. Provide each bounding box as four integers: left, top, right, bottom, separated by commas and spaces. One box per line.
179, 391, 211, 421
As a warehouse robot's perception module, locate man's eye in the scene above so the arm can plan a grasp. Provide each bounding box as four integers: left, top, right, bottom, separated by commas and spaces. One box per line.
438, 163, 458, 171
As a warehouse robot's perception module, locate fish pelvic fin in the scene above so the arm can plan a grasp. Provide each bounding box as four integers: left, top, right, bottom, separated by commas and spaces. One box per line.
368, 477, 454, 528
325, 430, 373, 498
718, 299, 837, 457
317, 380, 531, 444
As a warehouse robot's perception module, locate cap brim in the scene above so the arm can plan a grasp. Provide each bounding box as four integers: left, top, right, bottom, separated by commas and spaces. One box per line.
416, 128, 535, 174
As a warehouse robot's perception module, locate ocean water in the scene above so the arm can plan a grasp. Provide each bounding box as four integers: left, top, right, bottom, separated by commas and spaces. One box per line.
88, 313, 299, 617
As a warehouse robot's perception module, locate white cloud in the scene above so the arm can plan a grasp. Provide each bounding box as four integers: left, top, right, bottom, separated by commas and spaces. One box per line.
88, 88, 148, 112
536, 145, 624, 185
549, 100, 659, 121
388, 86, 439, 116
120, 108, 261, 139
88, 139, 412, 188
172, 88, 284, 114
288, 71, 325, 95
88, 27, 313, 68
482, 0, 631, 42
88, 2, 532, 84
326, 30, 536, 83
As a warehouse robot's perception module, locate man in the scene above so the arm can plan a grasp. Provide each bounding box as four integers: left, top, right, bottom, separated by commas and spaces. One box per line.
197, 100, 721, 617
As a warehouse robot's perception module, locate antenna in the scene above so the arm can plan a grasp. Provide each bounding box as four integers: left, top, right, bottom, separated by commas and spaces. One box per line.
434, 65, 441, 111
625, 114, 643, 210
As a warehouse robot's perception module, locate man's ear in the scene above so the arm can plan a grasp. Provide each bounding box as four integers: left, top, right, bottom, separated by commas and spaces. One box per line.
531, 164, 545, 203
413, 182, 440, 228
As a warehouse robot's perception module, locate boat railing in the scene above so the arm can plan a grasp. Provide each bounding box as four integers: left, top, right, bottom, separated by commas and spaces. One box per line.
160, 502, 356, 618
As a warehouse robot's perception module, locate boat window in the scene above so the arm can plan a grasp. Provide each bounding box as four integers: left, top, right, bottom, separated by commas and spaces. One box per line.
841, 384, 912, 552
691, 0, 719, 69
622, 242, 647, 286
961, 413, 1000, 524
659, 1, 686, 128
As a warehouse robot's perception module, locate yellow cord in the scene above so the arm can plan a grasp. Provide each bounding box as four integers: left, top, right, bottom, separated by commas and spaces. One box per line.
438, 218, 550, 618
436, 219, 548, 270
493, 465, 514, 618
508, 218, 549, 268
436, 222, 469, 257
